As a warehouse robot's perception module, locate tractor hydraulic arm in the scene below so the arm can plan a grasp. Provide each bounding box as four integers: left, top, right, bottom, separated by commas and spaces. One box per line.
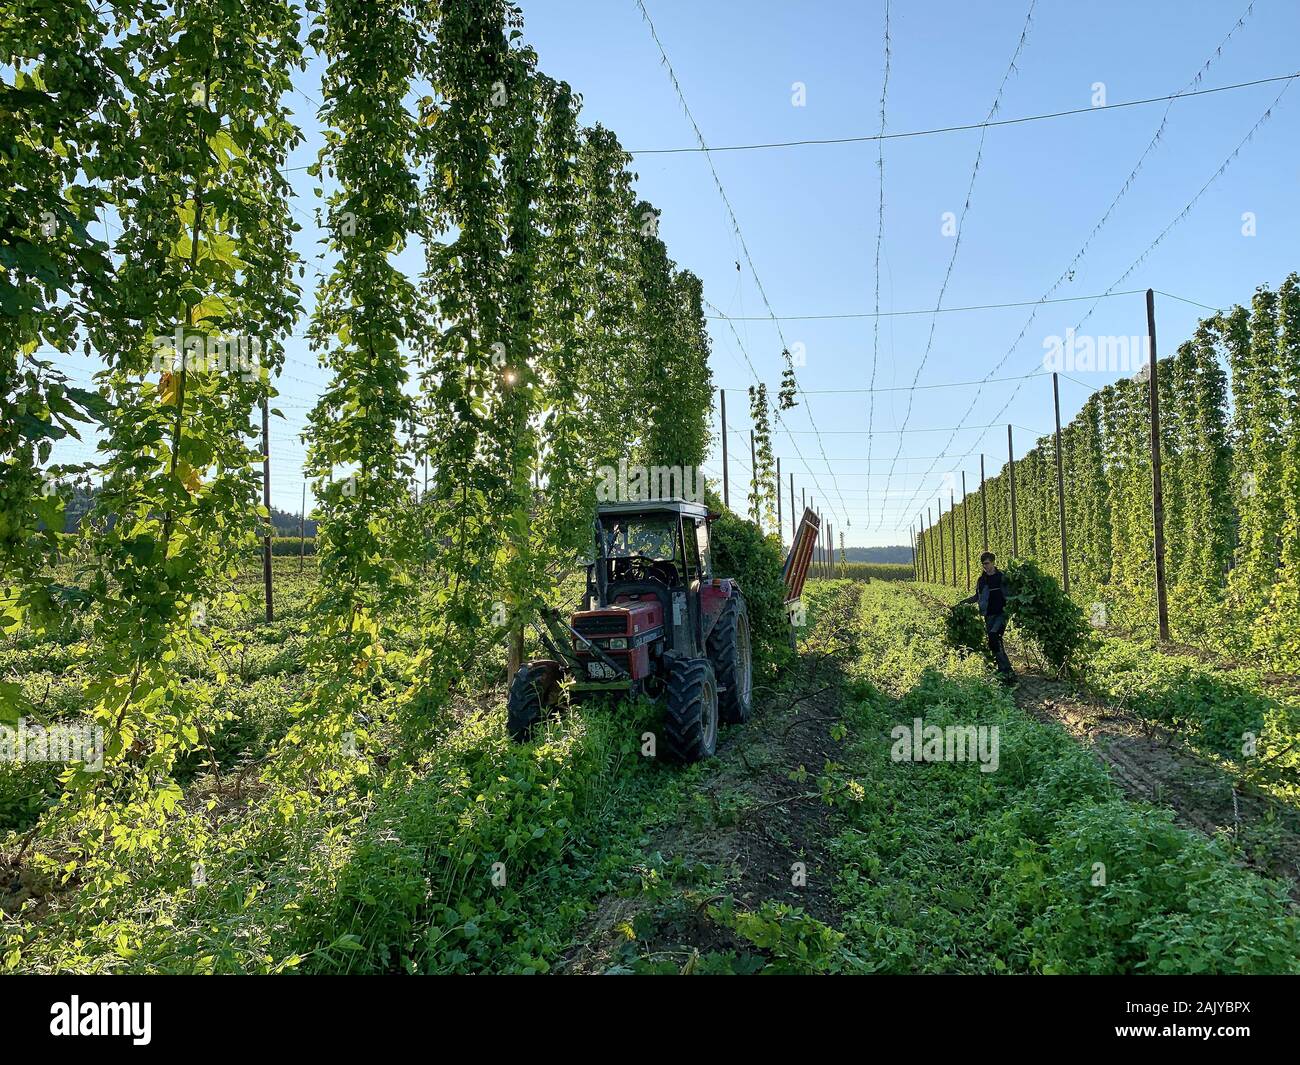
538, 608, 629, 678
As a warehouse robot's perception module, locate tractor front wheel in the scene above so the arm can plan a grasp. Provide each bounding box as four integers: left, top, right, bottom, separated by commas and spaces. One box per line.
507, 660, 562, 742
662, 654, 719, 762
708, 595, 753, 724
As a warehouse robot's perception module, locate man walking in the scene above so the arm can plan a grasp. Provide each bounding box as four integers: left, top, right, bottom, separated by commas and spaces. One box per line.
957, 551, 1015, 682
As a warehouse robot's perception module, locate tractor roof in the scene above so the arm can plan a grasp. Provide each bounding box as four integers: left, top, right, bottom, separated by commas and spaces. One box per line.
596, 498, 710, 520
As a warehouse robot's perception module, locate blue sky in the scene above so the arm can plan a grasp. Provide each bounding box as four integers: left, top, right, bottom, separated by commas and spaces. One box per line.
514, 0, 1299, 545
48, 1, 1300, 546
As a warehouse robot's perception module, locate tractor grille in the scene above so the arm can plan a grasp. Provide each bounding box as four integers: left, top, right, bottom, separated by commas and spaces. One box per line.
574, 614, 628, 637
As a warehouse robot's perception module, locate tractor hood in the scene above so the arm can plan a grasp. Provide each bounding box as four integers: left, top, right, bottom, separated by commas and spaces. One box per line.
571, 598, 665, 680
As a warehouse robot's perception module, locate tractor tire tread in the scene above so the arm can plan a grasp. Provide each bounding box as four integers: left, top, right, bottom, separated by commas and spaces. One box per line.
507, 660, 560, 742
661, 655, 718, 763
708, 595, 753, 724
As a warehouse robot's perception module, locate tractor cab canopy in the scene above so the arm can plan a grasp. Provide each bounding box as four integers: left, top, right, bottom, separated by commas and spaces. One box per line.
588, 499, 713, 604
596, 498, 710, 522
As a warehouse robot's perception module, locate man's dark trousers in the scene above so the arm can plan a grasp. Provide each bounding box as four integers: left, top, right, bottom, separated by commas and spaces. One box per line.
986, 611, 1013, 675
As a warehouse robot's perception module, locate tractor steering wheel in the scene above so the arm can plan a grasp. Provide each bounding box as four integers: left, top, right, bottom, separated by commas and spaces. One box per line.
618, 554, 677, 586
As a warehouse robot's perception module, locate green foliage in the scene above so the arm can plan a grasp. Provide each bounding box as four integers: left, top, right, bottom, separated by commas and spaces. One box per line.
1086, 638, 1288, 771
917, 270, 1300, 665
2, 0, 723, 972
711, 899, 847, 974
707, 506, 792, 676
1023, 800, 1297, 975
839, 562, 913, 582
830, 581, 1300, 975
267, 536, 315, 557
943, 601, 986, 658
747, 383, 776, 530
1004, 557, 1093, 674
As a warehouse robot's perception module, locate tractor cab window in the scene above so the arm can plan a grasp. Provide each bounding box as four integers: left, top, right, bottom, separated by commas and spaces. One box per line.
694, 520, 711, 579
603, 517, 676, 561
601, 515, 683, 586
683, 517, 702, 581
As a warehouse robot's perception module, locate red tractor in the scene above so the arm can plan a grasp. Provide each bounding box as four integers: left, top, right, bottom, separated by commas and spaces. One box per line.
508, 499, 753, 762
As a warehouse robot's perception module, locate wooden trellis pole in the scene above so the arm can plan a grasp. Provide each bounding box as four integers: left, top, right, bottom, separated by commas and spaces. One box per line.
980, 453, 989, 552
1007, 424, 1019, 558
776, 456, 782, 544
926, 506, 934, 582
962, 471, 971, 590
949, 490, 958, 588
749, 429, 757, 524
299, 477, 306, 573
938, 499, 946, 585
790, 471, 796, 540
261, 394, 273, 623
1146, 289, 1170, 641
720, 389, 730, 509
1052, 372, 1070, 594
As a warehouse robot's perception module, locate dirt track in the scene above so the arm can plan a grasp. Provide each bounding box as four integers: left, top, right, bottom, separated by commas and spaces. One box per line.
1013, 673, 1300, 895
561, 586, 862, 973
904, 582, 1300, 895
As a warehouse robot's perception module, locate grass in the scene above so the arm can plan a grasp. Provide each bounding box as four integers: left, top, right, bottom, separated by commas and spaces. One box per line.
826, 581, 1300, 974
6, 570, 1299, 973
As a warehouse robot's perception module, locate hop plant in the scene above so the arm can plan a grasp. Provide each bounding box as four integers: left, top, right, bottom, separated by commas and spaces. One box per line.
778, 362, 798, 410
1004, 557, 1095, 675
944, 602, 986, 658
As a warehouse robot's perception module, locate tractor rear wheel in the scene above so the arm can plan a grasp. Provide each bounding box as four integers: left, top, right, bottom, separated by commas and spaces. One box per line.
507, 660, 562, 742
661, 654, 719, 762
708, 595, 753, 724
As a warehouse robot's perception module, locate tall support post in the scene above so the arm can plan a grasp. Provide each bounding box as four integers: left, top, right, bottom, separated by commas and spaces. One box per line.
1146, 288, 1170, 641
1007, 424, 1019, 558
422, 454, 430, 578
926, 506, 934, 583
720, 389, 730, 509
818, 508, 825, 576
962, 471, 971, 590
827, 522, 834, 578
809, 498, 816, 570
820, 509, 826, 576
941, 496, 951, 582
790, 472, 797, 540
776, 456, 783, 544
949, 491, 958, 588
812, 506, 819, 572
812, 508, 818, 575
910, 523, 917, 578
980, 453, 989, 552
1052, 372, 1071, 594
299, 477, 306, 573
261, 394, 273, 623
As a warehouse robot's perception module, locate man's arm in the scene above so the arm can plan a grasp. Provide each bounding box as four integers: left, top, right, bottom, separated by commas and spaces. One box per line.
956, 572, 985, 606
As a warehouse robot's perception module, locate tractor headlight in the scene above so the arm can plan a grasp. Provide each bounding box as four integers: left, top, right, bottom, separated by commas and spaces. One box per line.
608, 637, 628, 649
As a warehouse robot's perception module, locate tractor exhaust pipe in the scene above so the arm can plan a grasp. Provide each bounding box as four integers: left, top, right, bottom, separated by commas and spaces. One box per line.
593, 517, 609, 608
